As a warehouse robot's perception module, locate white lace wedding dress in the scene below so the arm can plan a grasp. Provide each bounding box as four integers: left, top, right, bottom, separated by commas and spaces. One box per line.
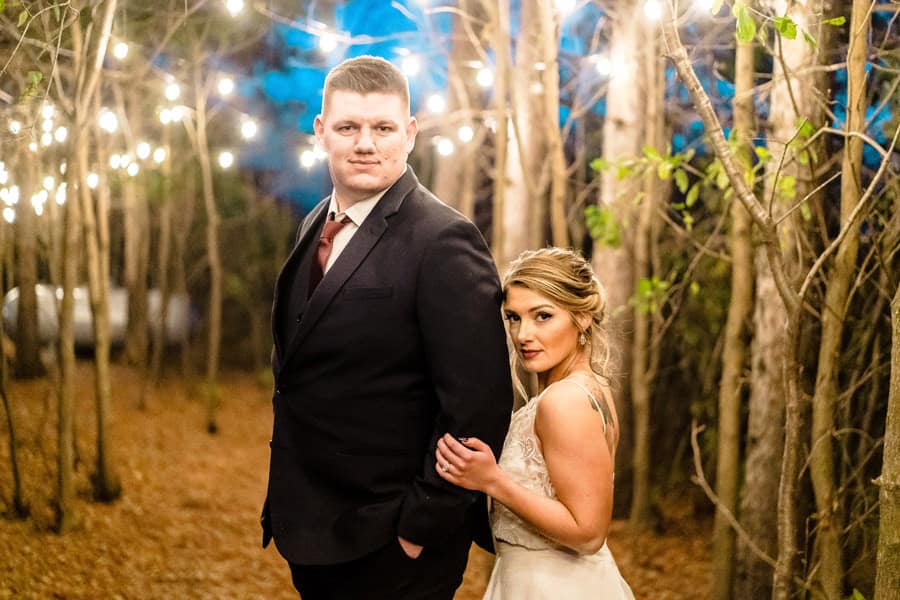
483, 376, 634, 600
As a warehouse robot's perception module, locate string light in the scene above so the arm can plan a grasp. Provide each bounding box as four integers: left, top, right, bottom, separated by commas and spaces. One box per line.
3, 208, 14, 224
43, 176, 55, 191
99, 108, 119, 133
0, 188, 10, 204
225, 0, 244, 16
110, 154, 122, 170
136, 141, 151, 160
318, 32, 338, 53
169, 106, 185, 121
436, 137, 455, 156
6, 185, 19, 204
0, 172, 7, 186
127, 163, 140, 177
241, 119, 258, 140
113, 42, 129, 60
458, 125, 474, 143
60, 162, 67, 174
591, 54, 612, 76
87, 173, 99, 189
165, 82, 181, 102
41, 104, 54, 120
159, 108, 173, 124
55, 183, 66, 205
401, 56, 421, 77
425, 94, 446, 113
153, 147, 167, 164
531, 82, 544, 95
476, 68, 494, 88
54, 126, 68, 143
28, 142, 38, 153
41, 119, 54, 133
555, 0, 576, 15
643, 0, 663, 20
8, 120, 21, 134
218, 77, 235, 96
299, 150, 316, 169
41, 133, 53, 146
120, 154, 132, 168
218, 151, 235, 169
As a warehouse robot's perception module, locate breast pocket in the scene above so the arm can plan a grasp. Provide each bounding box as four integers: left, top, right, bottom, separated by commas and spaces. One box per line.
343, 286, 393, 300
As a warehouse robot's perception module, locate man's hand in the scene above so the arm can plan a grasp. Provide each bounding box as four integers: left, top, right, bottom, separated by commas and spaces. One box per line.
397, 536, 423, 559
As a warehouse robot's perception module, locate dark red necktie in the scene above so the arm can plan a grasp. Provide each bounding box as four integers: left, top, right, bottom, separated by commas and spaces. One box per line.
309, 212, 351, 295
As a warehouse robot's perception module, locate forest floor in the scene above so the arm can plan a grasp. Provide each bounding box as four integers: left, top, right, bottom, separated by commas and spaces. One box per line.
0, 362, 711, 599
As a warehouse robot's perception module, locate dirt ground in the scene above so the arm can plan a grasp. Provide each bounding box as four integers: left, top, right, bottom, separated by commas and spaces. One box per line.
0, 363, 711, 599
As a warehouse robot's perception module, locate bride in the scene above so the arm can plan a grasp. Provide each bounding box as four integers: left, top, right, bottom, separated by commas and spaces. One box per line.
435, 247, 633, 599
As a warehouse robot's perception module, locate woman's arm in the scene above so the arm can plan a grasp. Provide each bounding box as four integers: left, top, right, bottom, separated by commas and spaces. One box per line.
435, 382, 614, 554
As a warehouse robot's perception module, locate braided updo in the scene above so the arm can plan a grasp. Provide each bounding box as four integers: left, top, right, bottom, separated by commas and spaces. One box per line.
502, 247, 612, 390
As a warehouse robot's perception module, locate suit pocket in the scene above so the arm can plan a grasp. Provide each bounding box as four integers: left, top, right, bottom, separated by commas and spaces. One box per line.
343, 286, 393, 300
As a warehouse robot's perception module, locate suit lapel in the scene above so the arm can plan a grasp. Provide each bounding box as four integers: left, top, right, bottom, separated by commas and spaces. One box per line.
281, 169, 419, 364
272, 199, 329, 364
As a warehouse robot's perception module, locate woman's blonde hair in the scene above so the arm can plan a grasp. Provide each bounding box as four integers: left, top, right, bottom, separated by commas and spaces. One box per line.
502, 247, 612, 396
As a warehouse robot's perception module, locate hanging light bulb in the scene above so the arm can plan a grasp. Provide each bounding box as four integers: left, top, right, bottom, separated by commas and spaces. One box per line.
136, 141, 151, 160
225, 0, 244, 16
241, 119, 258, 140
218, 77, 235, 96
318, 32, 338, 53
426, 94, 446, 113
113, 42, 129, 60
165, 82, 181, 102
218, 151, 235, 169
87, 173, 100, 189
476, 68, 494, 88
436, 137, 455, 156
300, 150, 316, 169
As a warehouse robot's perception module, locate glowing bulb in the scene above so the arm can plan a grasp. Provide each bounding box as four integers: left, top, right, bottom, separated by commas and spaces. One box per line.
54, 126, 68, 143
110, 154, 122, 170
120, 154, 132, 167
218, 77, 235, 96
9, 120, 22, 134
42, 119, 54, 133
476, 68, 494, 88
159, 108, 172, 124
169, 106, 185, 121
55, 183, 66, 205
241, 119, 258, 140
426, 94, 446, 113
0, 188, 9, 204
165, 82, 181, 102
127, 163, 140, 177
153, 147, 167, 164
436, 137, 455, 156
3, 208, 15, 224
555, 0, 576, 14
87, 173, 99, 189
592, 54, 612, 76
457, 125, 474, 143
0, 172, 7, 185
643, 0, 663, 20
28, 142, 38, 153
218, 151, 235, 169
136, 142, 151, 160
99, 108, 118, 133
41, 104, 54, 120
43, 176, 55, 191
318, 32, 338, 53
59, 162, 67, 174
8, 186, 19, 204
113, 42, 129, 60
300, 150, 316, 168
225, 0, 244, 15
41, 133, 53, 146
401, 56, 421, 76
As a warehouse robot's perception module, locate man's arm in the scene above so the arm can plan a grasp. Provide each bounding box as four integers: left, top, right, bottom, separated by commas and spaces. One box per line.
396, 218, 512, 548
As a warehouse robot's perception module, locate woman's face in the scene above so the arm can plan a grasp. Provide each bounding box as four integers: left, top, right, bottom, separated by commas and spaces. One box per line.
504, 285, 585, 381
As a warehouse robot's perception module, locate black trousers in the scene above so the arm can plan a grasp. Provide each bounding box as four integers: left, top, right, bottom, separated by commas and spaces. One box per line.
288, 533, 473, 600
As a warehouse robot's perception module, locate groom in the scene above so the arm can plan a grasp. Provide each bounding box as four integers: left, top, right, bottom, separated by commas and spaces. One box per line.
261, 55, 512, 599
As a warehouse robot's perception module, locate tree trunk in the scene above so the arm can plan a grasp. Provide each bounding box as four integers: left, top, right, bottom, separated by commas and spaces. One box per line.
15, 155, 42, 378
485, 0, 511, 260
629, 24, 662, 528
875, 280, 900, 598
80, 95, 120, 502
172, 168, 196, 379
538, 0, 568, 248
194, 60, 222, 434
712, 28, 755, 600
593, 0, 646, 517
809, 1, 868, 595
149, 126, 173, 390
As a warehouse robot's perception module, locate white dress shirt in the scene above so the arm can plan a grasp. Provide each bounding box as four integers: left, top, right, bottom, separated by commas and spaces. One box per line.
323, 189, 388, 273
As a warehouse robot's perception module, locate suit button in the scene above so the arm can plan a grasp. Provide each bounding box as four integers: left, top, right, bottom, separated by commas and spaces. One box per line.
296, 315, 301, 322
275, 387, 282, 395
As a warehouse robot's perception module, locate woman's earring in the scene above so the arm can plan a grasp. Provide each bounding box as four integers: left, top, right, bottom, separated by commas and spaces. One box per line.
578, 333, 587, 346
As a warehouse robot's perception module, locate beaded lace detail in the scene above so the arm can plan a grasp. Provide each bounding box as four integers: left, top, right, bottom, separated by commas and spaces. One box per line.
491, 375, 614, 551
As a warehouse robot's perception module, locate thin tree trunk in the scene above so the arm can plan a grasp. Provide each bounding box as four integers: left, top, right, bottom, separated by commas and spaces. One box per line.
172, 169, 195, 379
15, 154, 42, 378
712, 27, 755, 600
593, 0, 647, 516
809, 1, 868, 595
486, 0, 510, 260
149, 127, 173, 390
538, 0, 567, 247
194, 58, 221, 434
80, 93, 120, 502
874, 280, 900, 599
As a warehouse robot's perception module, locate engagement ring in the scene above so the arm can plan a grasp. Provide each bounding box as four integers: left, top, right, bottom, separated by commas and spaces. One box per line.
441, 463, 450, 472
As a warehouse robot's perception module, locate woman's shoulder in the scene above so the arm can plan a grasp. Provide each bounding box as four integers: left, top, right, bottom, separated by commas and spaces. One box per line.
535, 376, 606, 428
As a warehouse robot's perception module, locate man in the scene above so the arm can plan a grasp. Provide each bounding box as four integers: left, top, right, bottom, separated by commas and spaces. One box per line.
261, 55, 512, 599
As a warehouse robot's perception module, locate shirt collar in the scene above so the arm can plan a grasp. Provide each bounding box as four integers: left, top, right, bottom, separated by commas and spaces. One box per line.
327, 166, 406, 227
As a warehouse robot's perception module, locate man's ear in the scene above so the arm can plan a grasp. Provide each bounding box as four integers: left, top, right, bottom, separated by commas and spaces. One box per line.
406, 116, 418, 153
313, 114, 324, 141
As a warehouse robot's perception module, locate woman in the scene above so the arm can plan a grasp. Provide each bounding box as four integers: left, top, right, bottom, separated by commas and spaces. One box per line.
435, 247, 633, 599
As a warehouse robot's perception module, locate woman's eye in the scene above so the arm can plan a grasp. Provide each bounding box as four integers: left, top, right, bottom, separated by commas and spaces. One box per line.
504, 313, 520, 322
536, 312, 552, 321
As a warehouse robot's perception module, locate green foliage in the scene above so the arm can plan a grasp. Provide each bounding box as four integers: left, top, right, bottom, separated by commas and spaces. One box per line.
844, 590, 866, 600
824, 16, 846, 27
19, 70, 43, 103
585, 205, 621, 248
630, 276, 671, 315
733, 2, 757, 44
802, 29, 817, 47
773, 16, 797, 40
776, 175, 796, 199
17, 8, 27, 28
0, 0, 5, 14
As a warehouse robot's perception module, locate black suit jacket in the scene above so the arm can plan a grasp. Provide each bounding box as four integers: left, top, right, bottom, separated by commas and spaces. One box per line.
262, 168, 512, 566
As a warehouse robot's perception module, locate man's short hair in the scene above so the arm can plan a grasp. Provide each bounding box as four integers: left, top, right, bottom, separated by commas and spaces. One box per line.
322, 56, 410, 115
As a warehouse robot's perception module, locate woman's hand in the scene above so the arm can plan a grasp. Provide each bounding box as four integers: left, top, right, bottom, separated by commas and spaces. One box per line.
434, 434, 501, 494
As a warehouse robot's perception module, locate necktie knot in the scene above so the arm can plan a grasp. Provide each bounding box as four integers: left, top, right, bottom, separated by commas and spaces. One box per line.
321, 212, 351, 242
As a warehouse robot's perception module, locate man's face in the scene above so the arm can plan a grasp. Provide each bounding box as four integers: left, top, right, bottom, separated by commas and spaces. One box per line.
314, 91, 417, 209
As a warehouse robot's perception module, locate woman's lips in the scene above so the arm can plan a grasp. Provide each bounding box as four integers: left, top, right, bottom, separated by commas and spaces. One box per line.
521, 349, 540, 360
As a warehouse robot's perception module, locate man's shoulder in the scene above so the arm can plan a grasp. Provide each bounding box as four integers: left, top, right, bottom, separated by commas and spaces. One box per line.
404, 184, 473, 231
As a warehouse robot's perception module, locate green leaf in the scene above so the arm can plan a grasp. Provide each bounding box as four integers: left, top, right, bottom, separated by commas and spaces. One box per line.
800, 201, 811, 221
823, 16, 846, 26
674, 169, 689, 193
0, 0, 6, 13
802, 29, 817, 47
585, 205, 622, 248
777, 175, 796, 199
690, 281, 700, 295
686, 183, 700, 207
715, 168, 730, 190
616, 164, 632, 180
657, 161, 673, 180
17, 8, 27, 27
643, 145, 661, 161
19, 70, 43, 103
733, 3, 757, 44
797, 150, 810, 165
773, 16, 797, 40
797, 118, 815, 138
683, 212, 695, 231
754, 146, 770, 161
590, 157, 611, 172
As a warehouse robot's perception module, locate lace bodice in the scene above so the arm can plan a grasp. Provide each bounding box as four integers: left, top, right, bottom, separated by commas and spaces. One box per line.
490, 375, 615, 551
